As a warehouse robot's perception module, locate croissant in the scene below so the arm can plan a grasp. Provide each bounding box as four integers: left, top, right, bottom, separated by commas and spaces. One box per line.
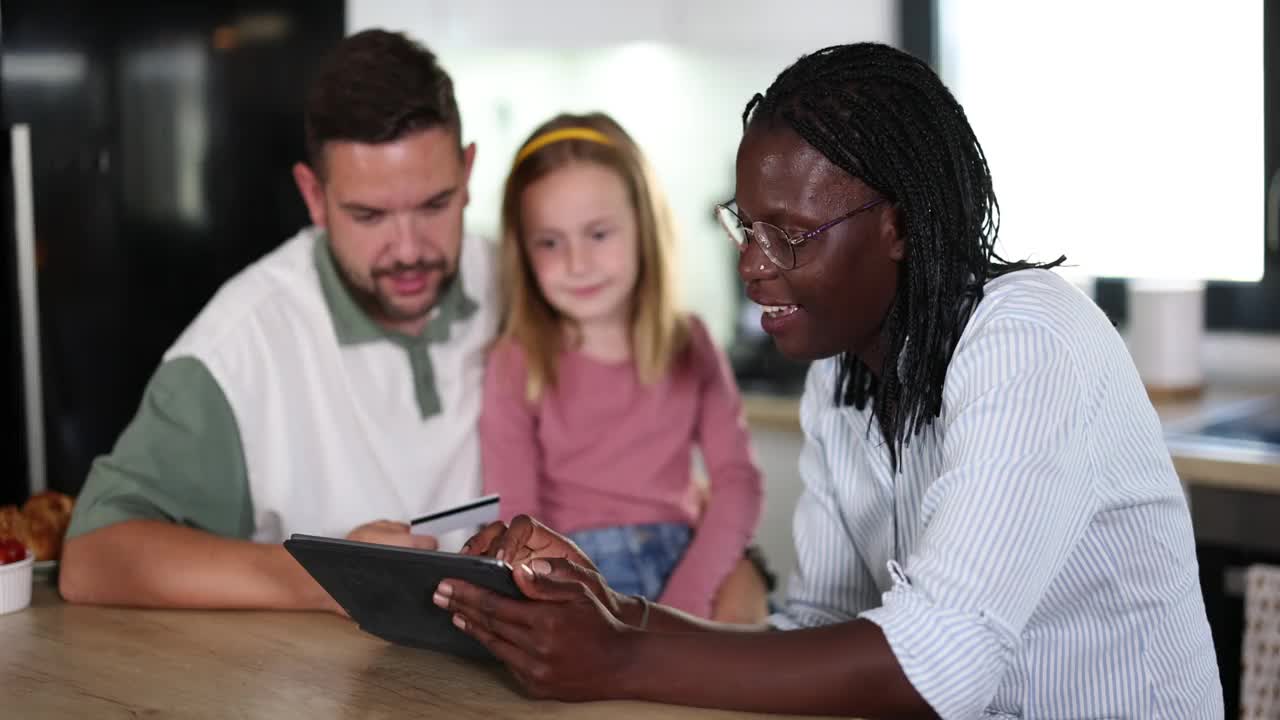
23, 491, 74, 536
0, 490, 77, 561
0, 505, 24, 539
0, 506, 41, 559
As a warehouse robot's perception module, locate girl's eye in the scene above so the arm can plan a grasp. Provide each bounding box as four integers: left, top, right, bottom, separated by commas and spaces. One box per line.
533, 237, 558, 251
590, 228, 611, 242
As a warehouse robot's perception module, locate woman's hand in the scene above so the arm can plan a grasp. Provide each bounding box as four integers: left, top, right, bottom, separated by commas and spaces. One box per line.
461, 515, 591, 568
434, 559, 640, 701
461, 517, 631, 620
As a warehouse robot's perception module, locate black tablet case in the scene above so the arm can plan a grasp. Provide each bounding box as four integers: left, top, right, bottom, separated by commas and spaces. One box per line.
284, 534, 524, 660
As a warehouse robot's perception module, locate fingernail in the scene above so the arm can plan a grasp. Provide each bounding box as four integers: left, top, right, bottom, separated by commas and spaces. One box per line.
436, 582, 453, 597
495, 549, 505, 562
452, 614, 467, 630
531, 559, 552, 575
432, 592, 449, 609
520, 564, 534, 577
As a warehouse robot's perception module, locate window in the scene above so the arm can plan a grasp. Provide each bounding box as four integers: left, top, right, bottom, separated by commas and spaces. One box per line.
918, 1, 1279, 331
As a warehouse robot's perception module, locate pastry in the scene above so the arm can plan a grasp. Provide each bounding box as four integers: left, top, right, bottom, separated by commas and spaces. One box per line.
0, 491, 77, 561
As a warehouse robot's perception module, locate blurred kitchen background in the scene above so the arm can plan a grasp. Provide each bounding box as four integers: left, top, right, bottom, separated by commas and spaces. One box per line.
2, 2, 1277, 712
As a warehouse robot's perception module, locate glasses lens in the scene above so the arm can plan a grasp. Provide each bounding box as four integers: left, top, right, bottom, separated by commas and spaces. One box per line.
754, 223, 795, 270
715, 205, 748, 250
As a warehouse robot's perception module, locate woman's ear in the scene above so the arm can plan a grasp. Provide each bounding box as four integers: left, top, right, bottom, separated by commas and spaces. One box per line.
880, 204, 906, 262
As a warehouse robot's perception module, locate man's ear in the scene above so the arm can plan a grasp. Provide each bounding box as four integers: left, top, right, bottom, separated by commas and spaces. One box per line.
293, 162, 328, 229
882, 204, 906, 262
460, 142, 477, 207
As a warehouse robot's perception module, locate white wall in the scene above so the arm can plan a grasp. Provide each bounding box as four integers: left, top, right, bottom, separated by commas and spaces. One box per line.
347, 0, 897, 345
348, 1, 896, 57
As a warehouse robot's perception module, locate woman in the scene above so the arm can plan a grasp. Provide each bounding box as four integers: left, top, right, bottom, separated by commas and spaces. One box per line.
433, 43, 1222, 719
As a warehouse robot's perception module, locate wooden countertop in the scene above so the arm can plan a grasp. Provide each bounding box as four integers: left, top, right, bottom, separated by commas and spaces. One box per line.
741, 392, 803, 431
0, 582, 828, 720
1156, 387, 1280, 495
743, 384, 1280, 494
745, 386, 1279, 429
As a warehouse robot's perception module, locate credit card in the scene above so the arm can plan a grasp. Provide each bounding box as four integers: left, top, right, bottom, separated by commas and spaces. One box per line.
409, 494, 500, 538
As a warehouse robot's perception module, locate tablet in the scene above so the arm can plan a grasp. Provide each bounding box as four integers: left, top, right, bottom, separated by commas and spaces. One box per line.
283, 533, 524, 660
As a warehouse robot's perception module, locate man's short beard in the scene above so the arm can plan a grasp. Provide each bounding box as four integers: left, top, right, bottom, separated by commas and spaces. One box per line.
335, 256, 454, 323
376, 267, 455, 322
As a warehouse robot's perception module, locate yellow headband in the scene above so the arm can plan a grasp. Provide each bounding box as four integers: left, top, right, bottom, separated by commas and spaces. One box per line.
512, 127, 614, 168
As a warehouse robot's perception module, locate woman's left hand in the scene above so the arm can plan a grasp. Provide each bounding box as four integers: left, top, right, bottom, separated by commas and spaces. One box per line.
434, 560, 639, 701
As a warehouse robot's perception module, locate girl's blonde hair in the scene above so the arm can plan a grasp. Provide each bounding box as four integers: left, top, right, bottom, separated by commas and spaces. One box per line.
499, 112, 688, 401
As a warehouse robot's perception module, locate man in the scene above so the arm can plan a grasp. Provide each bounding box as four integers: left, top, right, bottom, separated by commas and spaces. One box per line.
60, 30, 493, 610
61, 30, 771, 620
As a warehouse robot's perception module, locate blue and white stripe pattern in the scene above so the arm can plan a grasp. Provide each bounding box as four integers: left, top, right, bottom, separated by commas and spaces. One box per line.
771, 270, 1222, 718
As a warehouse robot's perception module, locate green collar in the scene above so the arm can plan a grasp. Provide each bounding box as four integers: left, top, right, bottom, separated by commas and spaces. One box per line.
313, 232, 478, 417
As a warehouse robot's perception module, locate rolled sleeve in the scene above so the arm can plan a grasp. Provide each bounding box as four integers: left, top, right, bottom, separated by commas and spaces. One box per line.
860, 574, 1019, 718
860, 318, 1100, 718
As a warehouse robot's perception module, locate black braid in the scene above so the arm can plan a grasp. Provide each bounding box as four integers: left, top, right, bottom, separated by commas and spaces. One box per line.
744, 43, 1064, 471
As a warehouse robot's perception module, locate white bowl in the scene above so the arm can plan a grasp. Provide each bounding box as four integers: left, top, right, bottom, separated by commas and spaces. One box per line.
0, 550, 34, 615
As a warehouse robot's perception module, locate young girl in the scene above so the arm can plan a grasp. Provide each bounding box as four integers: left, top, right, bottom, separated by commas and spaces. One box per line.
480, 113, 763, 619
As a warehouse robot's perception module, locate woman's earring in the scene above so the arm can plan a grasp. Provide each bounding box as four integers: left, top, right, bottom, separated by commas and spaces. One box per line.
759, 264, 766, 271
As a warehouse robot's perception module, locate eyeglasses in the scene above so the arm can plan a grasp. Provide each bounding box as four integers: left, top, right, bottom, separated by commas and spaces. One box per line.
714, 196, 886, 270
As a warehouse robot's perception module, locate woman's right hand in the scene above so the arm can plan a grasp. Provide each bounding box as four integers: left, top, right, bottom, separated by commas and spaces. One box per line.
435, 560, 641, 702
461, 515, 593, 569
461, 516, 626, 619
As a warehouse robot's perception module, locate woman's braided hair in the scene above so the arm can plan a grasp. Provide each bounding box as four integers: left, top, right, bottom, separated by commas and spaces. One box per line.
744, 43, 1064, 469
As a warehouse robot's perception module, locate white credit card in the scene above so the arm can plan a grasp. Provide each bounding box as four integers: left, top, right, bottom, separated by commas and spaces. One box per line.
409, 494, 500, 538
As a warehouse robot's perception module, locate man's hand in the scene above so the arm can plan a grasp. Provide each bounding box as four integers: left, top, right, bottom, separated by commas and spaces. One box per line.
345, 520, 438, 550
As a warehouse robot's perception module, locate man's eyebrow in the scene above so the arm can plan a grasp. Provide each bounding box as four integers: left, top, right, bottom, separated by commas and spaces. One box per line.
338, 202, 383, 213
336, 186, 460, 214
421, 187, 459, 205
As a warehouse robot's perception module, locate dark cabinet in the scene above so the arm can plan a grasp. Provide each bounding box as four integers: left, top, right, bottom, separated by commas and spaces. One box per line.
2, 1, 344, 504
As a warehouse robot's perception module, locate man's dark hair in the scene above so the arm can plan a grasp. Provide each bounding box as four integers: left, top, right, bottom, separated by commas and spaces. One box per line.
305, 29, 461, 174
743, 42, 1065, 470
